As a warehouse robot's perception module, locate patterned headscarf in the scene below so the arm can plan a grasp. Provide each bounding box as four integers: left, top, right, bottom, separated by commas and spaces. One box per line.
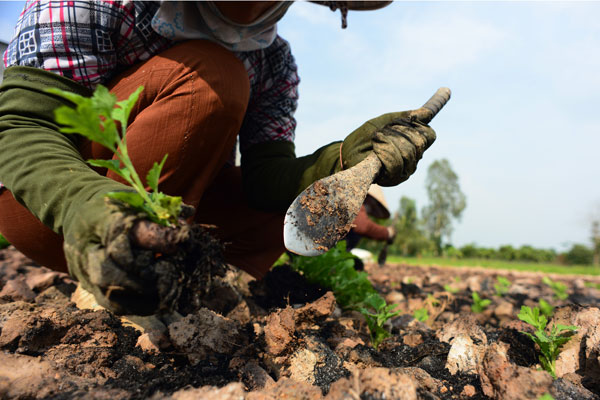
152, 1, 293, 51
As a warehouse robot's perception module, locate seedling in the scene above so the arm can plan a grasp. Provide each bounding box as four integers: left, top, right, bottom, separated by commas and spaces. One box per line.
538, 299, 554, 319
360, 293, 402, 348
413, 307, 429, 322
494, 276, 511, 297
443, 282, 459, 294
584, 281, 600, 290
517, 306, 577, 378
542, 277, 568, 301
538, 394, 554, 400
471, 291, 491, 313
290, 241, 400, 348
47, 85, 182, 226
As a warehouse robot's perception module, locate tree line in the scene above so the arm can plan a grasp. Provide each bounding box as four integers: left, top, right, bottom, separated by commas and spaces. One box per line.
358, 159, 600, 267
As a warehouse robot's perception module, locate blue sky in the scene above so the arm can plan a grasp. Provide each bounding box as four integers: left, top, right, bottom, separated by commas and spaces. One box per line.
1, 1, 599, 252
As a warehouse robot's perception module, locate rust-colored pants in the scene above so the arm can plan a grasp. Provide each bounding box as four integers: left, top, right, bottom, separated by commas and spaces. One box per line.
0, 40, 285, 279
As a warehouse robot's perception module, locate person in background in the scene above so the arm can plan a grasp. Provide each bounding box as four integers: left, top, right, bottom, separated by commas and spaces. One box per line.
345, 185, 395, 269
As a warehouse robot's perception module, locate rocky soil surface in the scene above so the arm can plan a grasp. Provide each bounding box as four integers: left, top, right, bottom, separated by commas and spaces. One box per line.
1, 245, 600, 400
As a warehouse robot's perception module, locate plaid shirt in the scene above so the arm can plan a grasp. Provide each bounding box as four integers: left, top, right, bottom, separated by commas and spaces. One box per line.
0, 1, 299, 190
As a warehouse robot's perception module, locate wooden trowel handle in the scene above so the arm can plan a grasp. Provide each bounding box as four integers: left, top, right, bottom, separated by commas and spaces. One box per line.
358, 87, 453, 189
409, 87, 452, 124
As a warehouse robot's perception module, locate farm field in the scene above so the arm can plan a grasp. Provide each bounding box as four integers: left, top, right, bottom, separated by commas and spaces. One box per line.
1, 245, 600, 399
389, 256, 600, 276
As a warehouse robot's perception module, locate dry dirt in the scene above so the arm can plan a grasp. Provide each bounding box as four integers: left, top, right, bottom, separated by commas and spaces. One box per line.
1, 245, 600, 400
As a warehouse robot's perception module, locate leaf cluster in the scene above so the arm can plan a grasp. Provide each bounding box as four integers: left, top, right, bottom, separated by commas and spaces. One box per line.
471, 291, 491, 313
538, 299, 554, 318
290, 241, 400, 348
46, 85, 181, 225
542, 277, 568, 301
494, 276, 511, 297
413, 307, 429, 322
517, 306, 577, 378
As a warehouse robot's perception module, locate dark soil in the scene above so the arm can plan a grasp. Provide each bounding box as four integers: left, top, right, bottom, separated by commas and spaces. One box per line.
2, 246, 600, 399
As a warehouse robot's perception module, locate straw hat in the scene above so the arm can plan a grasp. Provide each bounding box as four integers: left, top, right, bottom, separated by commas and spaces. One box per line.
310, 1, 393, 28
365, 184, 390, 219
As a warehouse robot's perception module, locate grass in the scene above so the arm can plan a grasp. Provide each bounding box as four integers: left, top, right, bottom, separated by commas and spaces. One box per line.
387, 256, 600, 276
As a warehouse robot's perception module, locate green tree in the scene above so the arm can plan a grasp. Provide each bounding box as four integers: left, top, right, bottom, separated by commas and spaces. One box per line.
592, 220, 600, 267
390, 196, 435, 256
565, 244, 593, 265
422, 159, 466, 254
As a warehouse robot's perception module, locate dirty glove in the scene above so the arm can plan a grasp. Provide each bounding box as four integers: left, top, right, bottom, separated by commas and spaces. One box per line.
242, 109, 436, 212
64, 194, 194, 315
340, 111, 436, 186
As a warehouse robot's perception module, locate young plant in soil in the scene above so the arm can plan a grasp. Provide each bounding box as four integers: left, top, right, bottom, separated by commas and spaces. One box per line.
413, 307, 429, 322
289, 241, 400, 348
471, 291, 491, 313
47, 85, 182, 226
517, 305, 578, 378
494, 276, 511, 297
542, 276, 569, 301
538, 298, 554, 318
443, 277, 460, 294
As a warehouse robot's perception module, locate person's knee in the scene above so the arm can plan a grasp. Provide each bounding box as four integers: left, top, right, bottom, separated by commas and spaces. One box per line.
171, 40, 250, 122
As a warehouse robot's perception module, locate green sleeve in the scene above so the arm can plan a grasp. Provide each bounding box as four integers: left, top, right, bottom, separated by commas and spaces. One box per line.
241, 140, 343, 212
0, 66, 132, 235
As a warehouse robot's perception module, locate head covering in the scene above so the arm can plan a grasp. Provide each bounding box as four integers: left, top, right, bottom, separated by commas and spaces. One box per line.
152, 1, 293, 51
311, 1, 393, 28
365, 184, 390, 219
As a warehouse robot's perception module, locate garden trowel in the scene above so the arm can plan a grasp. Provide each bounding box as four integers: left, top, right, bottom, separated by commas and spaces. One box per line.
284, 87, 451, 256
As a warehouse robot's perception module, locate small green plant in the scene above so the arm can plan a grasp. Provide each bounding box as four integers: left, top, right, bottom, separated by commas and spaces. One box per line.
542, 277, 568, 301
413, 307, 429, 322
538, 394, 555, 400
47, 85, 182, 226
584, 281, 600, 290
517, 306, 577, 378
471, 291, 491, 313
290, 241, 400, 348
0, 233, 9, 249
538, 299, 554, 318
494, 276, 511, 297
443, 283, 459, 293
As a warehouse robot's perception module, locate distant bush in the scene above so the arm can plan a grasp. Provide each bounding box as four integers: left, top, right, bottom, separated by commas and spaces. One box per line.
564, 244, 594, 266
443, 245, 463, 259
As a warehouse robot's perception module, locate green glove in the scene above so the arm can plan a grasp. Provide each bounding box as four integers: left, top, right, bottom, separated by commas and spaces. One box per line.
64, 194, 191, 315
341, 111, 436, 186
242, 110, 436, 212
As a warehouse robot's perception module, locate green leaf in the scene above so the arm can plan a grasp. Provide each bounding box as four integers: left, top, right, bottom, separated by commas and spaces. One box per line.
539, 299, 554, 318
554, 324, 578, 334
413, 308, 429, 322
87, 159, 131, 182
146, 154, 168, 193
90, 84, 117, 117
106, 191, 145, 208
112, 85, 144, 128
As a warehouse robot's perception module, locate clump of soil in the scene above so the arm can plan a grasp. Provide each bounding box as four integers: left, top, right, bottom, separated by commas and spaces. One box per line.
2, 245, 600, 399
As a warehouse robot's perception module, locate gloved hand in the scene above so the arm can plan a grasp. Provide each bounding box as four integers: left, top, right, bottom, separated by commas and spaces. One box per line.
386, 226, 397, 244
63, 194, 194, 315
242, 109, 436, 211
341, 111, 436, 186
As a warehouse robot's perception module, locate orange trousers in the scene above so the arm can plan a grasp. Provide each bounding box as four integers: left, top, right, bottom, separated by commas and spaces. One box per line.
0, 40, 285, 279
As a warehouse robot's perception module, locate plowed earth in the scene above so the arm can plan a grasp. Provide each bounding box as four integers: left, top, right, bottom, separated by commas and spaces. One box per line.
1, 245, 600, 400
